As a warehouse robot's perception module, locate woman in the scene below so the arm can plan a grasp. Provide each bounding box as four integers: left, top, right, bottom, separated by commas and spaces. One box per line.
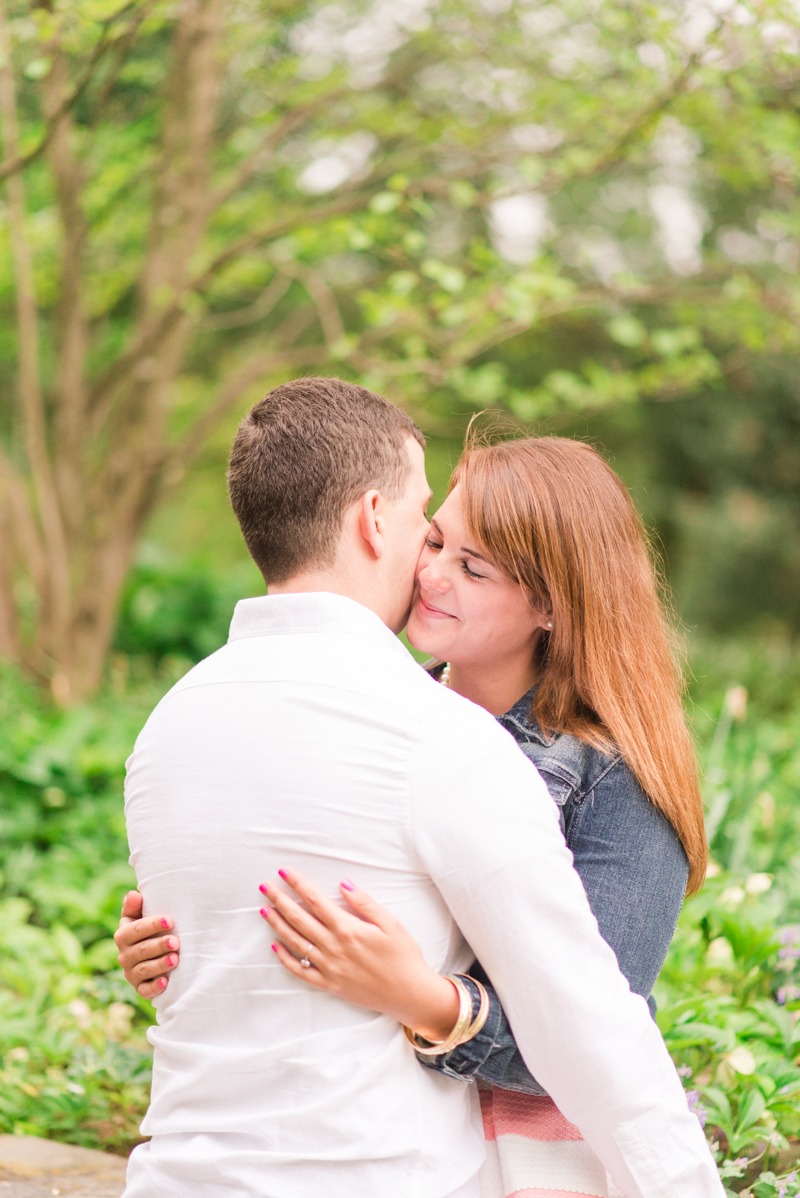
117, 435, 707, 1198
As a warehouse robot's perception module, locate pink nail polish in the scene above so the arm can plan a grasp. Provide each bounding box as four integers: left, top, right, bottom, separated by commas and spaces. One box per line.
341, 879, 355, 891
166, 938, 175, 950
166, 955, 175, 967
158, 978, 166, 989
259, 907, 270, 919
259, 883, 268, 895
271, 943, 278, 953
278, 869, 288, 880
160, 918, 169, 929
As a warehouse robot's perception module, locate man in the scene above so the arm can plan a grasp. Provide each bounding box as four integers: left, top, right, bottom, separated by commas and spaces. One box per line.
120, 377, 722, 1197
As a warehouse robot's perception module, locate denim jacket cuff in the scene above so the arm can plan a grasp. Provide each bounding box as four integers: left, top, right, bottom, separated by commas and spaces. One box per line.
416, 974, 504, 1082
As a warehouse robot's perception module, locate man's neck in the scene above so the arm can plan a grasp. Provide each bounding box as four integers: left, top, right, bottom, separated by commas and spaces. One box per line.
268, 572, 388, 626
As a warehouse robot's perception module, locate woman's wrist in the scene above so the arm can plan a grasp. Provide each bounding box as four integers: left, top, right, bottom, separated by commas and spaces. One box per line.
402, 972, 461, 1043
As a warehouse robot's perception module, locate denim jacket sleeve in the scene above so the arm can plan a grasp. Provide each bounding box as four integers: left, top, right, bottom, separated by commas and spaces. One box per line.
419, 755, 689, 1093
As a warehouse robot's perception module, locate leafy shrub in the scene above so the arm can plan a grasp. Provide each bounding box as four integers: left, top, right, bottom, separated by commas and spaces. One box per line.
0, 664, 172, 1153
0, 898, 152, 1153
114, 558, 262, 665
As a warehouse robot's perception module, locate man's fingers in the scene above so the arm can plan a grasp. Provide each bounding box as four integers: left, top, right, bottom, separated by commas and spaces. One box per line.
114, 914, 174, 949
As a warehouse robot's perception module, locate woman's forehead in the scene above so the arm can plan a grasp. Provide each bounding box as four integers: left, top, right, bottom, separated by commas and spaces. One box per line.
431, 486, 463, 528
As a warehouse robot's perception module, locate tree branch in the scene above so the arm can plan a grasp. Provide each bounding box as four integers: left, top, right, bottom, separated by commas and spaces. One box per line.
210, 88, 348, 212
285, 262, 346, 347
89, 186, 371, 423
191, 185, 380, 297
0, 449, 45, 594
137, 0, 225, 321
202, 271, 291, 331
0, 0, 70, 643
168, 343, 330, 476
0, 494, 21, 660
44, 50, 90, 532
0, 0, 145, 186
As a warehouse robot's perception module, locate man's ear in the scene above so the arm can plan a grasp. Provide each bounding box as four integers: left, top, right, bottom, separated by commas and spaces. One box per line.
357, 490, 385, 560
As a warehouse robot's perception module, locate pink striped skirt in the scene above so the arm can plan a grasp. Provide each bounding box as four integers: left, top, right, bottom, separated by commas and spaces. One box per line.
479, 1087, 611, 1198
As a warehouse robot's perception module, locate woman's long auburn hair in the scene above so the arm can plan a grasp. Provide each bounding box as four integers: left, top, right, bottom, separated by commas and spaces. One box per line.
451, 436, 707, 895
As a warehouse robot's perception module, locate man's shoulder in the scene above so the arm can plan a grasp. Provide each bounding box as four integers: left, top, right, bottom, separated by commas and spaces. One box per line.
132, 634, 514, 762
409, 677, 525, 765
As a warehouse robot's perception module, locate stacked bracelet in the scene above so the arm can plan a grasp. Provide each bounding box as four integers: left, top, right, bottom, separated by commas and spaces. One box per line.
404, 974, 490, 1057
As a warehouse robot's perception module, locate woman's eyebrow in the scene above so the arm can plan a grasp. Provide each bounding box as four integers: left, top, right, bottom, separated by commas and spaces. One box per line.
431, 517, 489, 563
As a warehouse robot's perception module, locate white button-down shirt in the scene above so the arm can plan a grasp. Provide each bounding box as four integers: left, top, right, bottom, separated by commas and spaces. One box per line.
123, 592, 721, 1198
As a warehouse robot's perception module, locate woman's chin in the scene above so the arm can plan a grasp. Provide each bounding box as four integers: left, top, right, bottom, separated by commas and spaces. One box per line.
406, 610, 448, 660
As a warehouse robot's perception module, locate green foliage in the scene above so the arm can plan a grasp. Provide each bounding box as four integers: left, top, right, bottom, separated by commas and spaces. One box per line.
3, 0, 800, 693
114, 558, 263, 665
0, 662, 181, 1152
545, 360, 800, 637
646, 647, 800, 1192
0, 899, 152, 1153
4, 0, 800, 441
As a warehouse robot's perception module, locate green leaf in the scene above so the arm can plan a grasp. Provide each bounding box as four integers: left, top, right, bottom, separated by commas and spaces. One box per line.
736, 1087, 766, 1134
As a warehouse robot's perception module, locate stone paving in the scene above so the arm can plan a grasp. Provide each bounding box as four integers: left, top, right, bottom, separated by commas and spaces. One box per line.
0, 1137, 127, 1198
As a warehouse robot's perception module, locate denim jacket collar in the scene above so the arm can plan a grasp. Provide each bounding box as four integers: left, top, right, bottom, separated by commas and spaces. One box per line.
498, 687, 557, 747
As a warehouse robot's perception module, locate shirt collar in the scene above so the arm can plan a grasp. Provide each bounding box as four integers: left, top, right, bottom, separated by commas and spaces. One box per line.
228, 591, 410, 659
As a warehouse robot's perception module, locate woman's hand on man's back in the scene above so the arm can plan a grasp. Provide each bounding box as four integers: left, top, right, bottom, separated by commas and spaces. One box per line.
114, 890, 180, 999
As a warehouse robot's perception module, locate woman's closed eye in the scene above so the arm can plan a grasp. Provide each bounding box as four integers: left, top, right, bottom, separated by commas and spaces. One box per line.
425, 537, 443, 551
460, 558, 485, 580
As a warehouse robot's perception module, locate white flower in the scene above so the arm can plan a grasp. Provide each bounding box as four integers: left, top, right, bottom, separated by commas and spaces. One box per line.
726, 1046, 757, 1075
706, 937, 735, 967
721, 885, 746, 909
68, 999, 92, 1030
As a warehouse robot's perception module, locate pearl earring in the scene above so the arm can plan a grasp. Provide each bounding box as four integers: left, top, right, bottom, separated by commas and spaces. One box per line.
546, 621, 553, 630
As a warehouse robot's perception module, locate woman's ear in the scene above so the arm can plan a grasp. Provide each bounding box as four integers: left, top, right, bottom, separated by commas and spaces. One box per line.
357, 489, 385, 560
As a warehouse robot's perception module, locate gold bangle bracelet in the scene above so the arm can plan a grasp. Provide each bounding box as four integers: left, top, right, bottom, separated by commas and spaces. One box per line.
404, 974, 473, 1056
453, 974, 490, 1043
404, 974, 490, 1057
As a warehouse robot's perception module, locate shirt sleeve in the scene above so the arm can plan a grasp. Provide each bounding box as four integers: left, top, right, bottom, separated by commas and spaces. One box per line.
423, 759, 689, 1093
408, 715, 721, 1198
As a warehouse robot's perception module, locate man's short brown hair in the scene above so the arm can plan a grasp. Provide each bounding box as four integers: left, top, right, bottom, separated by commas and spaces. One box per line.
227, 377, 425, 583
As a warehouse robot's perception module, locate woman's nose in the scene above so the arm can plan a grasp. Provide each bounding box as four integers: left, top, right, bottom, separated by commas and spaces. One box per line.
419, 558, 450, 594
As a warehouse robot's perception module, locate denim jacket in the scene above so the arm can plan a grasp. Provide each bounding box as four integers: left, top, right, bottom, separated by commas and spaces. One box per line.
421, 684, 689, 1095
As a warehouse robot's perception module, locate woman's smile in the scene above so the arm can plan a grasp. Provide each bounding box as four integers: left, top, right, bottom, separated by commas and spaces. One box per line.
416, 594, 455, 620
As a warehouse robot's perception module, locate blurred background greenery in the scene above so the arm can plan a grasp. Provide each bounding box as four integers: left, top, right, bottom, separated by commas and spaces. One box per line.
1, 0, 800, 1192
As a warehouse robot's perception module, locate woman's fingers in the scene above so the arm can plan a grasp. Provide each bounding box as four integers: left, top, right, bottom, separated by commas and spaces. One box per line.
137, 975, 171, 1000
270, 939, 330, 991
338, 879, 398, 934
273, 868, 349, 932
117, 928, 180, 973
115, 913, 174, 953
261, 876, 341, 950
129, 949, 179, 986
260, 905, 321, 967
121, 890, 144, 920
